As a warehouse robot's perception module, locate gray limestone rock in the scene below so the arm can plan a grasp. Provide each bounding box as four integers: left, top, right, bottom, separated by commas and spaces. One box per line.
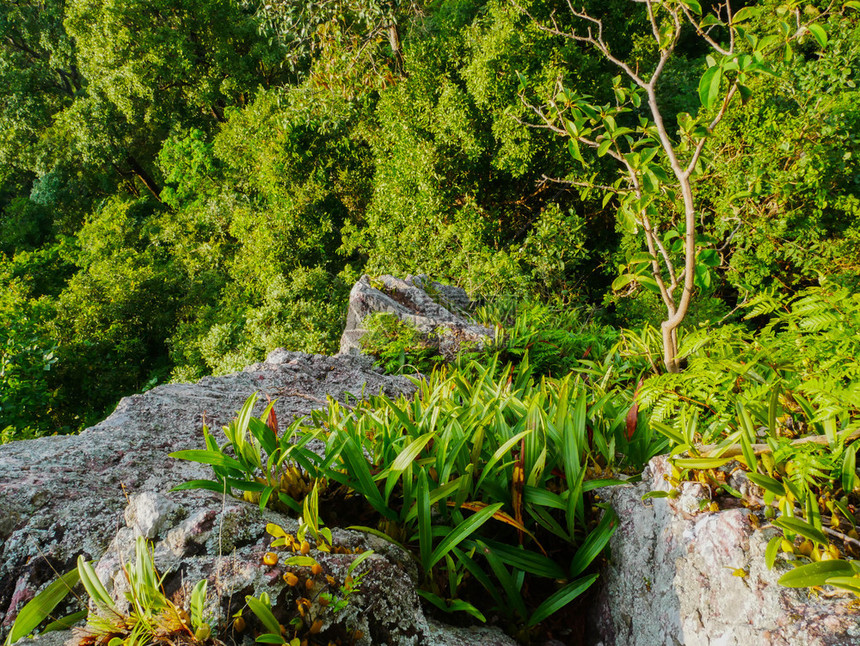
0, 349, 516, 646
338, 275, 494, 358
587, 455, 860, 646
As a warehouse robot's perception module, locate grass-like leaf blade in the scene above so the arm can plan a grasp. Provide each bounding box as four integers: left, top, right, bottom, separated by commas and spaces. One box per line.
245, 595, 282, 637
569, 507, 618, 577
429, 503, 504, 569
772, 517, 828, 546
5, 568, 80, 645
527, 573, 599, 627
168, 450, 247, 472
778, 560, 854, 587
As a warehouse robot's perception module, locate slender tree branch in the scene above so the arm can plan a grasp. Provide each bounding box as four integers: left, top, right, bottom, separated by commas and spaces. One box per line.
725, 1, 736, 53
652, 230, 679, 293
685, 83, 739, 177
678, 4, 732, 56
645, 0, 662, 45
517, 0, 648, 88
540, 174, 629, 194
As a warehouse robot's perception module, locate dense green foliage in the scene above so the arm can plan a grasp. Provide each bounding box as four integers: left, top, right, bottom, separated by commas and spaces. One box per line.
5, 1, 860, 641
2, 0, 858, 437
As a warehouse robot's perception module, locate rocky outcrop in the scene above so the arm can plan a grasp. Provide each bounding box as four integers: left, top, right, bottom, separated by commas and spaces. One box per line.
338, 275, 494, 358
91, 491, 515, 646
588, 456, 860, 646
0, 349, 515, 646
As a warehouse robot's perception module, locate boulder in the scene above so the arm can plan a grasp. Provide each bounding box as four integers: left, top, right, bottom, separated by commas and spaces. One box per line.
89, 491, 515, 646
587, 455, 860, 646
338, 275, 494, 359
0, 350, 515, 646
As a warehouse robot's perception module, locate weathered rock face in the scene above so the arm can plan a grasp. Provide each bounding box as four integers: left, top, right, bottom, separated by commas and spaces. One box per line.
338, 275, 494, 358
90, 491, 514, 646
0, 349, 515, 646
587, 456, 859, 646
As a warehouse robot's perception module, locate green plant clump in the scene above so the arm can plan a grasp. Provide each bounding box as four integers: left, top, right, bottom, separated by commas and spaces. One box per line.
358, 313, 445, 375
5, 536, 212, 646
636, 284, 860, 596
173, 356, 667, 641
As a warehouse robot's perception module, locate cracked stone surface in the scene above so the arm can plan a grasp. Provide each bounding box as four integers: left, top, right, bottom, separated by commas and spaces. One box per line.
339, 274, 493, 358
587, 456, 860, 646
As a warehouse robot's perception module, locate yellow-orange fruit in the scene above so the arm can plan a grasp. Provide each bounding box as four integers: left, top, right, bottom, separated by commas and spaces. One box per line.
283, 572, 300, 587
263, 552, 279, 566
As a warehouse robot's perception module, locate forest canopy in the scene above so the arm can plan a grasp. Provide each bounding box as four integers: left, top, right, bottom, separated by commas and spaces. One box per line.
1, 0, 858, 440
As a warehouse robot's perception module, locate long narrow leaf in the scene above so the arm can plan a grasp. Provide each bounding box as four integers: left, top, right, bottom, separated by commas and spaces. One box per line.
569, 507, 618, 577
418, 468, 433, 573
42, 610, 87, 634
524, 486, 565, 510
403, 479, 463, 522
168, 450, 248, 473
341, 438, 393, 519
170, 479, 229, 494
77, 557, 115, 611
527, 573, 599, 627
773, 517, 828, 546
478, 539, 564, 579
429, 503, 504, 569
244, 596, 281, 636
474, 430, 531, 492
453, 547, 504, 608
778, 560, 854, 587
392, 433, 435, 473
5, 569, 80, 645
476, 540, 528, 619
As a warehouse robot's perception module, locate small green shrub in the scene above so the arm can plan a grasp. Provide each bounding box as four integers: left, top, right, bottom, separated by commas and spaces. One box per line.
358, 312, 444, 375
170, 394, 317, 515
639, 284, 860, 442
474, 299, 620, 378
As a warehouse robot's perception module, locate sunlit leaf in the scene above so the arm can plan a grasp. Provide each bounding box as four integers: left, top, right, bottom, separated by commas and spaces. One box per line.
698, 65, 722, 109
772, 517, 828, 546
778, 560, 854, 587
807, 24, 827, 47
5, 569, 80, 645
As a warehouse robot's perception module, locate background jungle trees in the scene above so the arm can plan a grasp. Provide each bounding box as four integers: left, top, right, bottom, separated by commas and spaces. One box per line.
0, 0, 858, 440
